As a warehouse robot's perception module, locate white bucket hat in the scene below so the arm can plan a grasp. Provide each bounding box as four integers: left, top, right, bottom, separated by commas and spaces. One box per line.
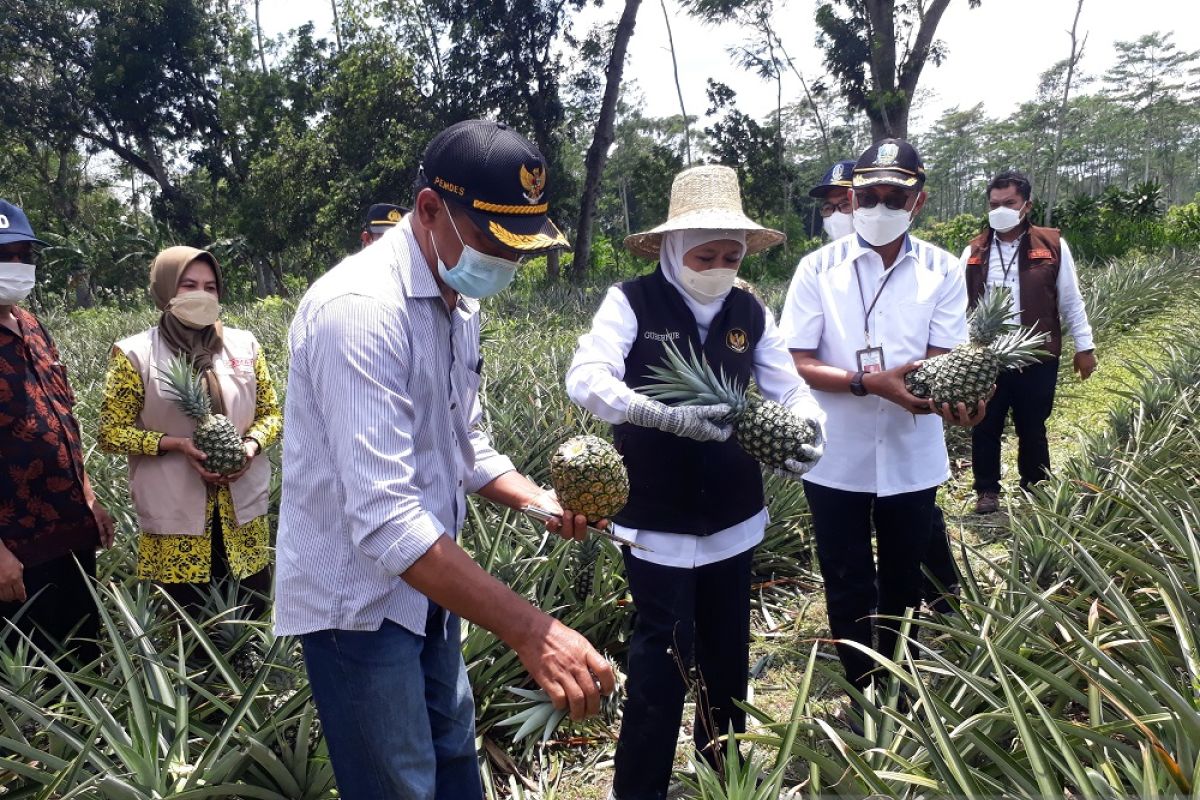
623, 164, 786, 259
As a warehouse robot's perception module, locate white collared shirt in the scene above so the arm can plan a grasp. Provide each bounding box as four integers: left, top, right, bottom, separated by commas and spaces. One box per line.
778, 234, 967, 497
963, 234, 1094, 352
565, 285, 825, 567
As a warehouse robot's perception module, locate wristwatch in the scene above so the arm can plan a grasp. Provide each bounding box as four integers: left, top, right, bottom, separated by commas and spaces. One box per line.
849, 370, 868, 397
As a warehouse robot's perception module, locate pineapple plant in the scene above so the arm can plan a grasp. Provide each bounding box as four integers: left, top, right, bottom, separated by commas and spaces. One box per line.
549, 435, 629, 523
572, 536, 601, 599
156, 354, 246, 475
904, 287, 1049, 406
639, 340, 820, 469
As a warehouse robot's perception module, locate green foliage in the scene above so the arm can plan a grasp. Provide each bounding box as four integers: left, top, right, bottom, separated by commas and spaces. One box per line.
913, 212, 984, 255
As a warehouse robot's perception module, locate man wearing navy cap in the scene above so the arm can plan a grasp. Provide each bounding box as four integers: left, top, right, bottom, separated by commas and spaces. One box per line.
810, 159, 857, 240
277, 120, 610, 799
0, 200, 115, 663
361, 202, 410, 249
780, 139, 984, 706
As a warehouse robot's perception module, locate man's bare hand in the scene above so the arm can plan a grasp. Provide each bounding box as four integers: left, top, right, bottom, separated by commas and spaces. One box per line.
861, 362, 932, 414
0, 546, 25, 604
933, 398, 988, 427
527, 488, 604, 542
512, 614, 616, 720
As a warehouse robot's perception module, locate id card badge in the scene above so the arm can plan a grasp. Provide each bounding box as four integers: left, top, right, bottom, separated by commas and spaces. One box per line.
856, 346, 886, 373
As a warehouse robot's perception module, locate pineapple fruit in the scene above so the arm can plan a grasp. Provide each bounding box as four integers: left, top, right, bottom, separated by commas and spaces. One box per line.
549, 435, 629, 523
157, 354, 247, 475
640, 340, 820, 469
572, 536, 601, 599
904, 287, 1049, 407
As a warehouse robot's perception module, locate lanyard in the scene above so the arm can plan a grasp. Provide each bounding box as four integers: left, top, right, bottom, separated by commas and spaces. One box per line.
853, 262, 898, 348
992, 232, 1024, 284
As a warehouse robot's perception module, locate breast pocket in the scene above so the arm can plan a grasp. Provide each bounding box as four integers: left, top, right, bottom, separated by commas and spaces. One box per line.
453, 361, 482, 418
890, 300, 936, 362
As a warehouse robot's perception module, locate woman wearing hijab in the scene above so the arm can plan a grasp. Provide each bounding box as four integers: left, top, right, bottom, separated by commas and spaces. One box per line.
99, 247, 281, 615
566, 165, 825, 800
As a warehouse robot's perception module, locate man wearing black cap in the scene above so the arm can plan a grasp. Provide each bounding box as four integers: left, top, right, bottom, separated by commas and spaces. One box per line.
779, 139, 984, 703
276, 120, 611, 799
361, 202, 410, 249
806, 159, 962, 614
809, 159, 857, 240
0, 200, 115, 663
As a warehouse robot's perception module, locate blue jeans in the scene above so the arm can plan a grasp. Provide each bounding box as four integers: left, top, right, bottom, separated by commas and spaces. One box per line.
301, 605, 482, 800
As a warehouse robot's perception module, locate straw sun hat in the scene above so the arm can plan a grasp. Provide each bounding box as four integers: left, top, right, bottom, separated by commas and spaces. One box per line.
623, 164, 786, 259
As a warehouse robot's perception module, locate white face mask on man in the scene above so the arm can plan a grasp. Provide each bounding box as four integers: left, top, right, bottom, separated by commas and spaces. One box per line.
852, 204, 915, 247
822, 211, 855, 240
988, 203, 1026, 233
0, 262, 36, 305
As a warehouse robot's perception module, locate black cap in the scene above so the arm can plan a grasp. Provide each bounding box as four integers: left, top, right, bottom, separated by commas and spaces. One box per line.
419, 120, 570, 254
808, 160, 857, 198
364, 203, 410, 234
0, 200, 47, 247
852, 139, 926, 191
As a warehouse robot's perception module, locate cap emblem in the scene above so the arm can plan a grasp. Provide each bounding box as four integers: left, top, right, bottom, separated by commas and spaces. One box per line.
0, 215, 8, 229
875, 143, 899, 166
387, 209, 402, 222
831, 163, 845, 182
519, 164, 547, 204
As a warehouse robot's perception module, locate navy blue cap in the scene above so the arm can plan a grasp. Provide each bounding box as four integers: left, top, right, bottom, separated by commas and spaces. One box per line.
365, 203, 410, 233
852, 139, 926, 190
420, 120, 569, 254
808, 160, 857, 198
0, 200, 47, 247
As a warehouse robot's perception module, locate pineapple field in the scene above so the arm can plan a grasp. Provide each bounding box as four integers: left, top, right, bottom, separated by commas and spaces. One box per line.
3, 251, 1200, 799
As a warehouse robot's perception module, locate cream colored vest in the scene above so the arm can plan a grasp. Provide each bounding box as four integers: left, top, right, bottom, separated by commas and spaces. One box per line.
117, 327, 271, 536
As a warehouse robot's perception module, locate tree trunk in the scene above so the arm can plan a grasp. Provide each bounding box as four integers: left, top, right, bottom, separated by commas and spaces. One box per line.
330, 0, 344, 52
1045, 0, 1086, 225
254, 0, 268, 75
571, 0, 643, 282
659, 0, 690, 164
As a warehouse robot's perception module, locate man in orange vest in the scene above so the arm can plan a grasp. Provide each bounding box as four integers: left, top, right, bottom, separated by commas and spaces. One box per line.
963, 171, 1097, 514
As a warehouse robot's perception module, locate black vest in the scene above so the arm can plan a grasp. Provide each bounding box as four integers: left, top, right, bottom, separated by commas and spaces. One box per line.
612, 267, 766, 536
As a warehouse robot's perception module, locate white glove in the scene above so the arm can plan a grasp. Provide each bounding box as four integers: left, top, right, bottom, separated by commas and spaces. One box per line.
626, 396, 732, 442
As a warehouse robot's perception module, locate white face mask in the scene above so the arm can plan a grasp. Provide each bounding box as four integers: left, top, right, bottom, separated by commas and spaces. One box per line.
822, 211, 855, 240
988, 204, 1025, 233
168, 291, 222, 329
853, 204, 915, 247
0, 262, 36, 305
679, 267, 738, 305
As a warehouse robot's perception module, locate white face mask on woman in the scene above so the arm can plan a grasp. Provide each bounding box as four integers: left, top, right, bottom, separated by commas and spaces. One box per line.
679, 267, 738, 304
0, 262, 36, 305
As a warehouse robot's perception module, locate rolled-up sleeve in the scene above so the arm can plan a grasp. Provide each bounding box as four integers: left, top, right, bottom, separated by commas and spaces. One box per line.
304, 295, 442, 576
466, 404, 515, 494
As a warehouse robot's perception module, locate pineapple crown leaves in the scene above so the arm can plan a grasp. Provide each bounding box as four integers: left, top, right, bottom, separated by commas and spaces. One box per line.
638, 337, 748, 414
989, 327, 1052, 368
155, 353, 212, 419
970, 286, 1021, 345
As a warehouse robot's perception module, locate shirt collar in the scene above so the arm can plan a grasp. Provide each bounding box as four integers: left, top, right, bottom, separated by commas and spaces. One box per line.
848, 232, 915, 268
393, 218, 480, 318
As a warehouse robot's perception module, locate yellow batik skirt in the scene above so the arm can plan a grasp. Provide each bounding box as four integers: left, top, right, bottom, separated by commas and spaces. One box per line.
136, 487, 271, 583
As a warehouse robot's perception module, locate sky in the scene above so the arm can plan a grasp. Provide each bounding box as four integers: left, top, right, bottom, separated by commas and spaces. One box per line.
259, 0, 1200, 131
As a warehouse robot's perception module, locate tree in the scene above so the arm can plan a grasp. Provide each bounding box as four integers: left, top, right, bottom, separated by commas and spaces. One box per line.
814, 0, 982, 141
573, 0, 644, 280
1044, 0, 1086, 224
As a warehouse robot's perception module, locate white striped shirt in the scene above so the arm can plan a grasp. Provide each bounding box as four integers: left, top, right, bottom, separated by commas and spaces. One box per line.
778, 233, 967, 497
274, 219, 516, 637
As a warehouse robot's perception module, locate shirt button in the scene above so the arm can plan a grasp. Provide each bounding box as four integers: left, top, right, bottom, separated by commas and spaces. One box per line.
450, 402, 457, 410
458, 479, 463, 487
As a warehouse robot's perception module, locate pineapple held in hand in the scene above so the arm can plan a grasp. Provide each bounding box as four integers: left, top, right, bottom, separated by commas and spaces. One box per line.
157, 354, 246, 475
640, 340, 820, 469
905, 287, 1049, 407
549, 435, 629, 523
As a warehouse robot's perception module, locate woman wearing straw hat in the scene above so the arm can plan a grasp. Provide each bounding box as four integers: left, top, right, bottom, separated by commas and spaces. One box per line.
99, 247, 281, 617
566, 165, 825, 799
